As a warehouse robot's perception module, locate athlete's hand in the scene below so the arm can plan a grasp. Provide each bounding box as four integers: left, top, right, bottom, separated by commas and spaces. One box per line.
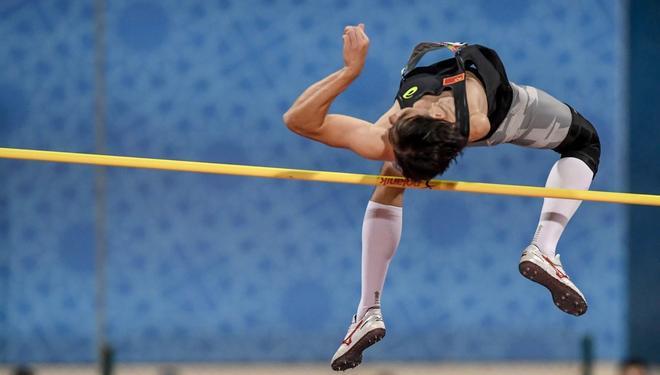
342, 23, 369, 77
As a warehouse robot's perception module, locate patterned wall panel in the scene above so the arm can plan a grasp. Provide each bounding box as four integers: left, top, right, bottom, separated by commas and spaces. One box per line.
0, 1, 97, 363
0, 0, 626, 363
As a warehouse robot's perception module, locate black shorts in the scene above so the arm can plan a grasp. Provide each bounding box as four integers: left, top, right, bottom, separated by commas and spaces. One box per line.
553, 106, 601, 175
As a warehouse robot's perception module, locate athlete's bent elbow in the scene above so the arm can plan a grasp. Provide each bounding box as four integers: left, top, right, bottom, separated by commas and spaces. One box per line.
283, 112, 302, 133
283, 113, 322, 139
282, 111, 294, 128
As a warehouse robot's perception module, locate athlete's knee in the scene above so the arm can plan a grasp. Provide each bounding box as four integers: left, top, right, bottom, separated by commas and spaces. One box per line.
380, 161, 402, 176
553, 107, 601, 175
371, 162, 405, 205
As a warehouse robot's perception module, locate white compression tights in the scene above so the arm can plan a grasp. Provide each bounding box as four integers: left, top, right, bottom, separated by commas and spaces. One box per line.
356, 200, 402, 319
532, 157, 594, 257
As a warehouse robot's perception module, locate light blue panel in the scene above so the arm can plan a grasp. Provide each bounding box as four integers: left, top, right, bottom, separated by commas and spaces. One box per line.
102, 0, 626, 362
0, 1, 96, 362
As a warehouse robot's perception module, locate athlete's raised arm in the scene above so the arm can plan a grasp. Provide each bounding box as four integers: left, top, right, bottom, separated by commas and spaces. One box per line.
283, 24, 395, 161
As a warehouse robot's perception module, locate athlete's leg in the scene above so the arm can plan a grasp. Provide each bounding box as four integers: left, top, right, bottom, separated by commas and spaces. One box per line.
532, 157, 594, 258
532, 107, 601, 257
520, 107, 600, 316
356, 162, 405, 319
331, 162, 404, 371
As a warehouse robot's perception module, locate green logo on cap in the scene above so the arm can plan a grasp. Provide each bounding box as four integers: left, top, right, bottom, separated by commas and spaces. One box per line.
402, 86, 418, 99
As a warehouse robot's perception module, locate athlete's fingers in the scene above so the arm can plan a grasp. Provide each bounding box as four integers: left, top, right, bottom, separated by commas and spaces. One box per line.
348, 28, 357, 45
345, 32, 355, 51
356, 27, 368, 42
358, 23, 365, 31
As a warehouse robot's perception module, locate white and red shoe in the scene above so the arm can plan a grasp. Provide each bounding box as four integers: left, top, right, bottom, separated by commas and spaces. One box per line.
330, 306, 386, 371
519, 244, 588, 316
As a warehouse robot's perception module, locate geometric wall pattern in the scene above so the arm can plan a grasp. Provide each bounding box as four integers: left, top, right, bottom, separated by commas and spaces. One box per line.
0, 0, 627, 363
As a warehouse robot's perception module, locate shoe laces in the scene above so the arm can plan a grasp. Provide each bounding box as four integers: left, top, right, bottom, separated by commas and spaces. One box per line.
547, 254, 566, 271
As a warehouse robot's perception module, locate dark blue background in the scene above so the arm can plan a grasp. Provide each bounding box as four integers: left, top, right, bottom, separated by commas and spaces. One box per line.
628, 0, 660, 363
0, 0, 628, 363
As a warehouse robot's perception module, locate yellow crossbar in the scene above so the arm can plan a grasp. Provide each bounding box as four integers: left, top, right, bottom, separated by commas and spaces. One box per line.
1, 147, 659, 206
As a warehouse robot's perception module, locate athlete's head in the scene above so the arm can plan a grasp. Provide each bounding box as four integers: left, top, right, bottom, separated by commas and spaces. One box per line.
388, 113, 466, 181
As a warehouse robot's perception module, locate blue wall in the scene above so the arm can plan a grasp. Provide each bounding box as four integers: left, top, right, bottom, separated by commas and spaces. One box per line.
1, 0, 627, 363
628, 0, 660, 363
0, 0, 98, 362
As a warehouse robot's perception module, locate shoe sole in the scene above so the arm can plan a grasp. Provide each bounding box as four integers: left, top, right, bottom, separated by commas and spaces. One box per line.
519, 261, 588, 316
330, 328, 386, 371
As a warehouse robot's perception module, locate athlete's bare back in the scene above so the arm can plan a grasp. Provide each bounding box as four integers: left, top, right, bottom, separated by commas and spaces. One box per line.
386, 71, 491, 143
